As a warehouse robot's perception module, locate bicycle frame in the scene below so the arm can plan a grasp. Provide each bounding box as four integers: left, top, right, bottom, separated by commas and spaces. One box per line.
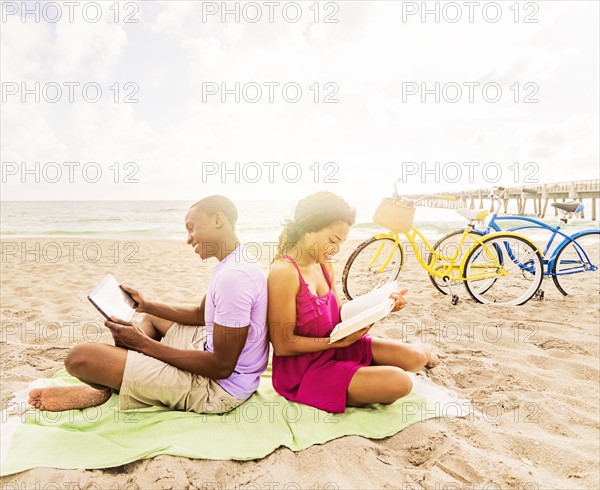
343, 183, 548, 304
368, 228, 530, 282
470, 188, 599, 276
482, 214, 597, 277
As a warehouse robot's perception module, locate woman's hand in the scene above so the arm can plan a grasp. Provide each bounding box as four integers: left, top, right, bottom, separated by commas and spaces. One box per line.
120, 284, 147, 313
390, 288, 408, 313
331, 324, 373, 348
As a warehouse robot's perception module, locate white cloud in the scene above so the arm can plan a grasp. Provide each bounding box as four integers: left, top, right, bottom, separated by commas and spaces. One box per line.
1, 0, 598, 201
0, 18, 49, 80
50, 17, 127, 80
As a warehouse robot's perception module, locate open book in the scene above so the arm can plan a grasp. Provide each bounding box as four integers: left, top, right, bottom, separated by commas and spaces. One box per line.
329, 281, 399, 343
87, 274, 138, 321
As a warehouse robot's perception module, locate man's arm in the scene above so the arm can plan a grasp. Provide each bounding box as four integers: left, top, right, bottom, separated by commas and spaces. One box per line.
141, 322, 248, 378
128, 268, 258, 377
107, 319, 248, 378
142, 295, 206, 326
120, 285, 206, 326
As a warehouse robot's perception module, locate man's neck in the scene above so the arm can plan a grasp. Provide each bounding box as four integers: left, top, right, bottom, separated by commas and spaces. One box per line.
215, 235, 240, 261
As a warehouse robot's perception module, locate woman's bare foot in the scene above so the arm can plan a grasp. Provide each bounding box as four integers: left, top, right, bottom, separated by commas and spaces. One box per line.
28, 386, 111, 411
422, 344, 441, 368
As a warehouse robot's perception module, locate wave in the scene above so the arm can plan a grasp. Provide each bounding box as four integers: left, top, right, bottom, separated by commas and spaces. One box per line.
0, 229, 162, 238
2, 200, 597, 242
71, 218, 124, 222
353, 222, 377, 229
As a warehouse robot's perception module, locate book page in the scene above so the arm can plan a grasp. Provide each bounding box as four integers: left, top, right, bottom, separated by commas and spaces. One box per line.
340, 280, 398, 321
329, 298, 395, 343
88, 274, 136, 321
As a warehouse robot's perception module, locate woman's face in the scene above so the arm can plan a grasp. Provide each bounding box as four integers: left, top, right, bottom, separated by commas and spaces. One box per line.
303, 220, 350, 263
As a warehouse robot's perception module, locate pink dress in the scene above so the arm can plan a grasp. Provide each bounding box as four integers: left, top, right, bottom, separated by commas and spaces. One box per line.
272, 256, 373, 413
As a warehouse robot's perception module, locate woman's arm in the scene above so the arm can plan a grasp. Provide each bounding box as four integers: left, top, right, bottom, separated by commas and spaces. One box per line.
325, 262, 408, 313
268, 260, 370, 355
268, 261, 334, 356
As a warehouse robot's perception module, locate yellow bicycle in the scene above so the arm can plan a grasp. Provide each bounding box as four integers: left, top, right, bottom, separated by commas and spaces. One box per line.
342, 181, 545, 306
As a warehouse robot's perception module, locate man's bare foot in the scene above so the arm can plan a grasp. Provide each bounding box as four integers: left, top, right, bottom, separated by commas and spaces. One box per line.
28, 386, 111, 412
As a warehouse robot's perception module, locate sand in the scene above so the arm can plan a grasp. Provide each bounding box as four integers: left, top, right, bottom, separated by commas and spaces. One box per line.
1, 237, 599, 489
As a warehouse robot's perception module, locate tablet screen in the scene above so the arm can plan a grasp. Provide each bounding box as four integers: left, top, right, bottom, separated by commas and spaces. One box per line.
88, 274, 137, 321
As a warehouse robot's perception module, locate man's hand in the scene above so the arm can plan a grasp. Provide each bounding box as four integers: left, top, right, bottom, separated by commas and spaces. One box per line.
120, 285, 147, 313
390, 288, 408, 312
331, 324, 373, 348
105, 317, 149, 352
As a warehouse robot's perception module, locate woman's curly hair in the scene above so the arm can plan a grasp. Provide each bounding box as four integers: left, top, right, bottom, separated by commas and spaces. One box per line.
276, 191, 356, 259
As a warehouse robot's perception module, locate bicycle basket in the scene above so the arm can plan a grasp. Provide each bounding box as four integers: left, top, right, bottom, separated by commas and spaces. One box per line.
373, 198, 416, 233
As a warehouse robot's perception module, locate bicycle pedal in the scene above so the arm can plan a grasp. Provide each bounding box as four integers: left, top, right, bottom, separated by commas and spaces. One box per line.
534, 289, 545, 301
451, 294, 459, 305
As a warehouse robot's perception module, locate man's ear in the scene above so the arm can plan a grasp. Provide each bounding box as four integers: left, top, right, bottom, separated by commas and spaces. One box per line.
214, 211, 226, 229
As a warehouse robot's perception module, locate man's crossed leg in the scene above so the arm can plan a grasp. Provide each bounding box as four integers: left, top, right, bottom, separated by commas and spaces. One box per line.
28, 315, 175, 412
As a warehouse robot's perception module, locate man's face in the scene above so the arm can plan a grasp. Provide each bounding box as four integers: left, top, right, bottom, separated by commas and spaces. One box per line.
185, 207, 220, 259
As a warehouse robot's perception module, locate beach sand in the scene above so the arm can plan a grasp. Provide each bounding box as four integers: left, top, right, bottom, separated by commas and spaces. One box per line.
1, 238, 598, 489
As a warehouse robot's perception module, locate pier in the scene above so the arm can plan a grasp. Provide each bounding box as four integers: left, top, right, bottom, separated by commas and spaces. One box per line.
408, 179, 600, 220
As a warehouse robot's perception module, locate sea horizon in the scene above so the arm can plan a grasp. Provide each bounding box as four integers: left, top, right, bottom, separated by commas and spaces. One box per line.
1, 199, 598, 244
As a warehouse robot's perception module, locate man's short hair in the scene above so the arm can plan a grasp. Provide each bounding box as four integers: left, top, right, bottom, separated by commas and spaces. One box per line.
191, 195, 238, 229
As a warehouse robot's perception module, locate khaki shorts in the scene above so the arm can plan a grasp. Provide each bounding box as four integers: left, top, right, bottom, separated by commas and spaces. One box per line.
119, 323, 245, 414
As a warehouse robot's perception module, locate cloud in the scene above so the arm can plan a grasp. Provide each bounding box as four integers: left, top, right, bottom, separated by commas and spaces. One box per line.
1, 1, 598, 201
0, 18, 49, 80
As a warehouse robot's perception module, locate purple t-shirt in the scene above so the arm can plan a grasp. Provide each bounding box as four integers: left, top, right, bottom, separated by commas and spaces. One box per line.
204, 246, 268, 399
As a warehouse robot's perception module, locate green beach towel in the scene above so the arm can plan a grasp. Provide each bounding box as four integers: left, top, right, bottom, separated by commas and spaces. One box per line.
1, 368, 469, 476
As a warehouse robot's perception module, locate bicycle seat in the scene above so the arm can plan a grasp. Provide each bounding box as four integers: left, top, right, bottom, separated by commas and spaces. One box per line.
550, 201, 584, 213
457, 208, 489, 221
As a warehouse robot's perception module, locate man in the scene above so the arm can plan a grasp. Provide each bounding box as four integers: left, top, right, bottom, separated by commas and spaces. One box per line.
28, 195, 269, 414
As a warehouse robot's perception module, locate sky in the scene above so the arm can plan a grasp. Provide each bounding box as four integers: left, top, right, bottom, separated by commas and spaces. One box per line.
1, 0, 599, 202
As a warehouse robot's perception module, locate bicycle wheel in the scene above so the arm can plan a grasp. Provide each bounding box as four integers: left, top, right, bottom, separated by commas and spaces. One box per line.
427, 229, 485, 295
342, 237, 404, 300
463, 234, 543, 305
552, 230, 600, 296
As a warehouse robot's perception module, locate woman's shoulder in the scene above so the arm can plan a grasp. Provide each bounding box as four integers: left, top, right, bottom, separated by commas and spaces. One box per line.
268, 258, 302, 296
269, 257, 299, 280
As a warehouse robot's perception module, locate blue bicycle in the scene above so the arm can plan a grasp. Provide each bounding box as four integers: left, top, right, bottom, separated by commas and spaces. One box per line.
428, 187, 600, 297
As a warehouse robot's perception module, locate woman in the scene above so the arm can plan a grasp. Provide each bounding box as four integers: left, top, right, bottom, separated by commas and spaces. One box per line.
268, 191, 439, 413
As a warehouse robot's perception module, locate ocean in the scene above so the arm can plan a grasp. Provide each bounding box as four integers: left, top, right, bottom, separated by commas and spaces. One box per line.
1, 200, 598, 245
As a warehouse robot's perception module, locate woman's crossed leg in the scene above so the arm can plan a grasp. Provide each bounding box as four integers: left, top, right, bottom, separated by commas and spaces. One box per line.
346, 338, 440, 407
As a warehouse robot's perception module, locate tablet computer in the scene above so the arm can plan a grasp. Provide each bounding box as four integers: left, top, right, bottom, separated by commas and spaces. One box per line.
88, 274, 138, 321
